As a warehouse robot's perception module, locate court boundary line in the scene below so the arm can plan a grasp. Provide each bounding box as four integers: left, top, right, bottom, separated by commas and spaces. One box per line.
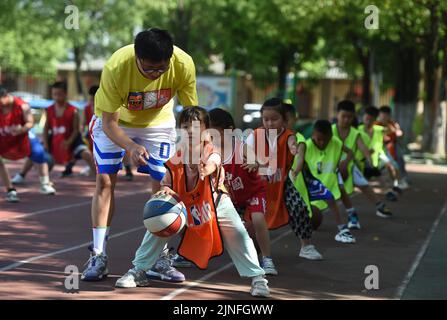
0, 190, 150, 222
0, 226, 145, 273
160, 229, 293, 300
394, 198, 447, 299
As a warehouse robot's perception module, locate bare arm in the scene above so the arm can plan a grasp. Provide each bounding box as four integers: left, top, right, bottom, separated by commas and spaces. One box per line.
65, 109, 80, 146
357, 136, 373, 165
290, 142, 306, 180
18, 103, 34, 134
43, 111, 50, 150
102, 110, 149, 166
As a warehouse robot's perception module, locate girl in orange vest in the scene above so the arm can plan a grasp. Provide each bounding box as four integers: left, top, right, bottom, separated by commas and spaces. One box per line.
247, 98, 323, 260
116, 107, 270, 297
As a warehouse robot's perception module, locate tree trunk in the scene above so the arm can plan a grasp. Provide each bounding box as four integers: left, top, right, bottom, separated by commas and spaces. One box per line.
276, 49, 291, 99
73, 45, 85, 99
394, 46, 420, 146
172, 0, 192, 51
360, 51, 371, 109
422, 2, 441, 152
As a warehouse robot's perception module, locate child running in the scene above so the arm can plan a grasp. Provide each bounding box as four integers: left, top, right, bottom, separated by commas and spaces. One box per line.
115, 107, 270, 298
247, 98, 323, 260
333, 100, 393, 229
209, 107, 278, 275
283, 103, 355, 243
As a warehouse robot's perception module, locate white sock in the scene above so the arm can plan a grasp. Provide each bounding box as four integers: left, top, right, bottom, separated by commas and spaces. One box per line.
251, 275, 265, 284
39, 176, 50, 185
93, 227, 107, 255
102, 227, 110, 255
393, 180, 399, 187
347, 207, 356, 215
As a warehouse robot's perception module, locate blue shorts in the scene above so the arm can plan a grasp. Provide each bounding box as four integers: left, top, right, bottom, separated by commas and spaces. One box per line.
28, 130, 51, 164
305, 175, 334, 202
89, 116, 176, 181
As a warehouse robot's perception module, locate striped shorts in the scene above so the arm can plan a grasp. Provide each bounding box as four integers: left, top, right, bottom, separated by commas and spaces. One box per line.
89, 115, 176, 181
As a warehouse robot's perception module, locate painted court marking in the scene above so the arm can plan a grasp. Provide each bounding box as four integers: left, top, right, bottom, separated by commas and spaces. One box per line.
160, 229, 293, 300
0, 226, 145, 273
0, 190, 150, 222
394, 198, 447, 299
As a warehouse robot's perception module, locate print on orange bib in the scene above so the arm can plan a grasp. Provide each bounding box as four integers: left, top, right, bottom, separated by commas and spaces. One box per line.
166, 157, 223, 270
254, 128, 295, 229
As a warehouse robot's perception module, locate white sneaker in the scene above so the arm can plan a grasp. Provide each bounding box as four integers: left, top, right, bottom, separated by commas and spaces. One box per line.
80, 166, 90, 176
398, 180, 409, 190
299, 245, 323, 260
11, 173, 25, 185
40, 183, 56, 195
260, 256, 278, 276
115, 268, 150, 288
335, 228, 356, 244
6, 190, 20, 203
250, 277, 270, 298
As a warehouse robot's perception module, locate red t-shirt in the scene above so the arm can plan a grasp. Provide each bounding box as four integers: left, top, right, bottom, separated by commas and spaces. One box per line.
0, 97, 31, 160
46, 103, 77, 164
223, 136, 267, 206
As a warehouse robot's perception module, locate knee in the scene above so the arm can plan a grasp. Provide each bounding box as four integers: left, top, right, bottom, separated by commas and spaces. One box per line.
96, 175, 116, 193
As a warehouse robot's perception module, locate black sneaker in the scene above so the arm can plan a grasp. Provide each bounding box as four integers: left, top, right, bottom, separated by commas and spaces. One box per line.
386, 191, 398, 202
377, 205, 393, 218
61, 168, 73, 178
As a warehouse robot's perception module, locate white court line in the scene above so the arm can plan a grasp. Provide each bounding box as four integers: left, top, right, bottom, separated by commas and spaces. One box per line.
0, 190, 150, 222
394, 199, 447, 300
0, 226, 145, 273
160, 229, 293, 300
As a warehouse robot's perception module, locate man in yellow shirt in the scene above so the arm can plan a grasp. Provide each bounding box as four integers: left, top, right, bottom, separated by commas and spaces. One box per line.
82, 28, 198, 281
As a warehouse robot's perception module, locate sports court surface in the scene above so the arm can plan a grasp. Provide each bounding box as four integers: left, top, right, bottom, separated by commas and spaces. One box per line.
1, 161, 446, 300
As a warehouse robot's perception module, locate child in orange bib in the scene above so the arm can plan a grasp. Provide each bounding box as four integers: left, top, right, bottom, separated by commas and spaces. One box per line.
116, 107, 270, 297
246, 98, 323, 260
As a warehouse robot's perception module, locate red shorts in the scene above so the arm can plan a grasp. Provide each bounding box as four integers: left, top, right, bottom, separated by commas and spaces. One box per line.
236, 192, 267, 222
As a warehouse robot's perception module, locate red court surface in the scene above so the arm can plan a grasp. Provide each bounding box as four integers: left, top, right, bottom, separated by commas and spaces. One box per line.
1, 161, 447, 300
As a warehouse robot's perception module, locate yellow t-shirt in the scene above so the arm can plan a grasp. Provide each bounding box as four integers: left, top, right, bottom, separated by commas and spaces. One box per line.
94, 44, 198, 128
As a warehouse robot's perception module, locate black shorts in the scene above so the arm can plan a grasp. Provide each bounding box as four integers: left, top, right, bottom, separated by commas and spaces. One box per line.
70, 134, 88, 160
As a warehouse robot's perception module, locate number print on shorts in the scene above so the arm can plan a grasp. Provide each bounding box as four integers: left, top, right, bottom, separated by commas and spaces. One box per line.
159, 142, 171, 159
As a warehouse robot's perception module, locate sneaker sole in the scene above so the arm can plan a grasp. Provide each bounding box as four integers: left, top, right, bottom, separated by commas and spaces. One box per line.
146, 270, 185, 283
81, 273, 108, 282
115, 280, 150, 288
376, 211, 392, 218
335, 237, 356, 244
299, 254, 323, 261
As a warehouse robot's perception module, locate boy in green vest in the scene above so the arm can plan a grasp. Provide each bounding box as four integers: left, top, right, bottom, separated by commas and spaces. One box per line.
334, 100, 393, 230
356, 106, 403, 201
284, 104, 355, 244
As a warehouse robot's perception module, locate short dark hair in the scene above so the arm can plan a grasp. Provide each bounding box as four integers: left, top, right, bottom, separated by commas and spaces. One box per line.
0, 85, 7, 97
365, 106, 379, 118
282, 102, 296, 117
51, 81, 67, 92
313, 119, 333, 136
178, 106, 210, 129
134, 28, 174, 62
88, 85, 99, 96
209, 108, 235, 129
261, 97, 286, 119
379, 105, 392, 114
337, 99, 356, 113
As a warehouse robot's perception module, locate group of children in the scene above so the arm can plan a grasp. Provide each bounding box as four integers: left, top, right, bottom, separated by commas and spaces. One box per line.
0, 82, 96, 202
2, 84, 408, 297
108, 97, 408, 298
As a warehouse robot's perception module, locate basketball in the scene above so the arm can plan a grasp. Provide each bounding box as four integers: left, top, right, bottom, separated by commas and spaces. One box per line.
143, 193, 187, 237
